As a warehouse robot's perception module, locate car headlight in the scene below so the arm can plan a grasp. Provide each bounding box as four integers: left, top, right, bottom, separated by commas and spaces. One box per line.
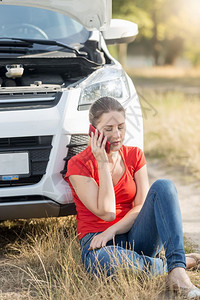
78, 65, 130, 110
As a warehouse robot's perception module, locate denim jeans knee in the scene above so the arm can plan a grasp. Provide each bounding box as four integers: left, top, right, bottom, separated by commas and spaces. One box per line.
151, 179, 177, 196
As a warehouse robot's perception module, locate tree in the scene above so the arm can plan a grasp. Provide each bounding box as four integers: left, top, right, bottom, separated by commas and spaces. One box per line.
112, 0, 200, 66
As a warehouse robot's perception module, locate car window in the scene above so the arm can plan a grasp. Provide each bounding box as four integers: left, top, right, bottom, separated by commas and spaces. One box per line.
0, 5, 90, 45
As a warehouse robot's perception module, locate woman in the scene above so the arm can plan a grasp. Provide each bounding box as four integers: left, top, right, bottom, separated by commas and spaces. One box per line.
65, 97, 200, 298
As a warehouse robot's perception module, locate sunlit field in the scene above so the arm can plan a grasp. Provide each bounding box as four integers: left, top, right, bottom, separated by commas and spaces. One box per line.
143, 92, 200, 180
128, 67, 200, 182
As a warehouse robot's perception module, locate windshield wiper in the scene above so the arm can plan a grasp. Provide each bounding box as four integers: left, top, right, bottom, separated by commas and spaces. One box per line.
0, 37, 83, 56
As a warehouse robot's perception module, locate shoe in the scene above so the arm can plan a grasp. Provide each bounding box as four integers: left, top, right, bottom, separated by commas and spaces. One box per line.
186, 253, 200, 270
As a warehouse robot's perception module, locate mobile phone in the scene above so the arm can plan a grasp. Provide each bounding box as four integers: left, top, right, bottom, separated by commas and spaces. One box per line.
89, 124, 111, 153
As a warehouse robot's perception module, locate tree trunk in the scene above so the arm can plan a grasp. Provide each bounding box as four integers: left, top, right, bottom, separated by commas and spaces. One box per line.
152, 10, 160, 65
118, 44, 128, 68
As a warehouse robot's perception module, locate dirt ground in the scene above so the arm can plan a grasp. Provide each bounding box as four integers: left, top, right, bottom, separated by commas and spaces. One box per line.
147, 158, 200, 251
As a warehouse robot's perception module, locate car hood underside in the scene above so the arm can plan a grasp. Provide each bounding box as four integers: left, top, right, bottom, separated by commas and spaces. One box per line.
0, 0, 112, 31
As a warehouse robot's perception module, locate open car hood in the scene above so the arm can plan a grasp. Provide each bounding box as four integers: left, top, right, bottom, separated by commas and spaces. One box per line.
0, 0, 112, 31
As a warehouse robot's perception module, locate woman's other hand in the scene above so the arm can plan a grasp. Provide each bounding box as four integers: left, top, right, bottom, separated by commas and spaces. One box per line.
88, 228, 115, 251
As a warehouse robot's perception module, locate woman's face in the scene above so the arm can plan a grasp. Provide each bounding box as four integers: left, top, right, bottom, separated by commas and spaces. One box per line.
96, 111, 126, 152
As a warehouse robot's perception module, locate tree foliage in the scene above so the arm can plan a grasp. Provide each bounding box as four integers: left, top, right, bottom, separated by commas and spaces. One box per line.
112, 0, 200, 65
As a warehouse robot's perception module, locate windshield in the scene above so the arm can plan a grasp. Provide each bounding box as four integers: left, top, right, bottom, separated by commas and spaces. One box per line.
0, 5, 90, 46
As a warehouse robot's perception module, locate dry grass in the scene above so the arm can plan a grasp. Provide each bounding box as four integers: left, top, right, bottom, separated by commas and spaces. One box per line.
0, 217, 198, 300
127, 66, 200, 95
142, 91, 200, 181
0, 67, 200, 299
127, 66, 200, 182
127, 66, 200, 79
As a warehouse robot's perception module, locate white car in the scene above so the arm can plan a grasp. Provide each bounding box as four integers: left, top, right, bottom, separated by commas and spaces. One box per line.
0, 0, 143, 220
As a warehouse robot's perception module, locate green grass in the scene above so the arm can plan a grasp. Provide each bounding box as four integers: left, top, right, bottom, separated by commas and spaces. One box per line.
184, 236, 199, 254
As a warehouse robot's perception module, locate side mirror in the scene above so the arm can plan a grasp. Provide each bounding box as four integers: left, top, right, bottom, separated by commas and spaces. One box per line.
103, 19, 138, 45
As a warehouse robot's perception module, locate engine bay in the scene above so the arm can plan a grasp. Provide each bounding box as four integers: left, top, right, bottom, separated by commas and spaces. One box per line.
0, 56, 101, 89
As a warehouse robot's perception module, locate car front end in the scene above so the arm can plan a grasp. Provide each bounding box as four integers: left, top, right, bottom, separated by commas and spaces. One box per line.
0, 1, 143, 220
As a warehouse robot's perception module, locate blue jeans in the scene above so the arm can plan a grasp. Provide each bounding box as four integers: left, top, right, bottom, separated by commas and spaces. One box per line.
80, 179, 186, 276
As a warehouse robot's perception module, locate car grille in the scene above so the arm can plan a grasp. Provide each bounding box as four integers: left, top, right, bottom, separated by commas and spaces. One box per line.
0, 91, 61, 111
0, 136, 52, 187
60, 134, 89, 176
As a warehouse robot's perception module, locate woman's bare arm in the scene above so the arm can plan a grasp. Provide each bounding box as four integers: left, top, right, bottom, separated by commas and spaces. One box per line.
69, 165, 115, 221
88, 165, 149, 250
69, 130, 116, 221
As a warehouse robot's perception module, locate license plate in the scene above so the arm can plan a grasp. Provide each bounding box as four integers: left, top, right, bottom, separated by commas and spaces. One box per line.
0, 152, 29, 176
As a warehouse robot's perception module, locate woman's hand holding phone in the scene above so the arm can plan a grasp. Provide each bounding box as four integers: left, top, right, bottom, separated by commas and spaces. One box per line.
89, 124, 111, 153
89, 126, 109, 163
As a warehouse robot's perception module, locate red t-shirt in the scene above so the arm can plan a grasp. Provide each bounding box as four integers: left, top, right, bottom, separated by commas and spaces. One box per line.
65, 145, 146, 240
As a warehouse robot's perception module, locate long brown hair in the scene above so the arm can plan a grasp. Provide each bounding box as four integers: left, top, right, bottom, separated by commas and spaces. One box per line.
89, 97, 125, 127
